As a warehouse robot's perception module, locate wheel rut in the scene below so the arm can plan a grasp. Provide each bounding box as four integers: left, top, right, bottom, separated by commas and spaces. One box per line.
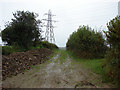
2, 51, 112, 88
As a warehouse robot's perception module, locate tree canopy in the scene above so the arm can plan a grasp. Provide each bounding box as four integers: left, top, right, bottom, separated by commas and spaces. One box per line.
66, 25, 106, 59
104, 16, 120, 49
2, 11, 43, 49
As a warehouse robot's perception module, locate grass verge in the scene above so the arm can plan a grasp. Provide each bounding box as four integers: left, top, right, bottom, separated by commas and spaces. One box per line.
67, 50, 112, 84
58, 50, 68, 64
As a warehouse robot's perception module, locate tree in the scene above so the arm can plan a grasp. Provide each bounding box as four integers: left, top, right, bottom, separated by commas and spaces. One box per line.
104, 16, 120, 87
104, 16, 120, 49
66, 25, 106, 59
2, 11, 43, 49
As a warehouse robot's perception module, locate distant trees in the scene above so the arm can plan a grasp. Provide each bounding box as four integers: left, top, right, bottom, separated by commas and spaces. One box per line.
66, 25, 106, 59
2, 11, 43, 50
104, 16, 120, 86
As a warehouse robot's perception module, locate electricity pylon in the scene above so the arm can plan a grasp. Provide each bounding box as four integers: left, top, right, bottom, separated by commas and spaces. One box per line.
42, 10, 57, 43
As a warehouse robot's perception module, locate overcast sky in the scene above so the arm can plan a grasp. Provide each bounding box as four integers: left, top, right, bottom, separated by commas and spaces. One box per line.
0, 0, 119, 47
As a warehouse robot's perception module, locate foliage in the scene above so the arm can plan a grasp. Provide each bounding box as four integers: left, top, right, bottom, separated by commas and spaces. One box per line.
2, 45, 27, 55
2, 41, 58, 55
104, 16, 120, 87
30, 41, 58, 50
66, 25, 106, 59
30, 44, 43, 50
104, 16, 120, 49
41, 41, 58, 50
2, 11, 43, 50
2, 46, 15, 55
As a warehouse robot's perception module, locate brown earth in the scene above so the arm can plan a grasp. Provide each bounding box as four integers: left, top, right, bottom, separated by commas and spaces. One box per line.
2, 48, 53, 80
2, 50, 113, 88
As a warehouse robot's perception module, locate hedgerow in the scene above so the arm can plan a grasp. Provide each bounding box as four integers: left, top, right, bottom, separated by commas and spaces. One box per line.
66, 25, 107, 59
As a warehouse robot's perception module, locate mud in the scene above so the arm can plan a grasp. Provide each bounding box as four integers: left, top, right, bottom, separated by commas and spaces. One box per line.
2, 48, 53, 80
2, 51, 112, 88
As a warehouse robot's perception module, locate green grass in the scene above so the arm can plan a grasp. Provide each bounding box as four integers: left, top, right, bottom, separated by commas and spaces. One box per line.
80, 59, 105, 75
67, 50, 108, 82
74, 58, 105, 76
58, 50, 68, 64
51, 49, 68, 64
49, 49, 59, 58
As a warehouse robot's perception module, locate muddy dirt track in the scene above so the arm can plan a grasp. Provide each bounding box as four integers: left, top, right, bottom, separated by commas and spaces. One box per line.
2, 51, 112, 88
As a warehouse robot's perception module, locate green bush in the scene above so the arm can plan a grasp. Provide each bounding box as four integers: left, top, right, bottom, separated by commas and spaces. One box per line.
2, 41, 58, 55
30, 44, 44, 50
2, 44, 30, 55
12, 42, 27, 52
104, 16, 120, 87
2, 46, 15, 55
66, 25, 107, 59
29, 41, 58, 50
104, 50, 120, 85
41, 41, 58, 50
